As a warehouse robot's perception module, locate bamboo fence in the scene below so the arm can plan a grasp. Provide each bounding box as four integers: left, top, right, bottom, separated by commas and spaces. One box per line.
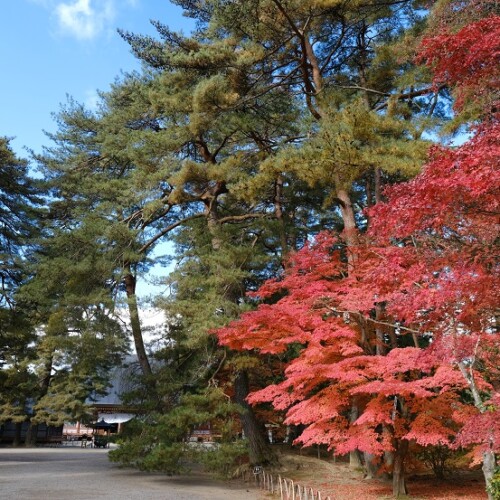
242, 466, 332, 500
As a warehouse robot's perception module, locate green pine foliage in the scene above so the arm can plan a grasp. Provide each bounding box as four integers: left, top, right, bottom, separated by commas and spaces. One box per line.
109, 387, 244, 474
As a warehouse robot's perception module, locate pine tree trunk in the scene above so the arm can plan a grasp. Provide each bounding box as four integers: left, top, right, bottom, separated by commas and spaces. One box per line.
274, 175, 289, 261
24, 421, 38, 446
374, 168, 382, 204
234, 370, 273, 465
13, 422, 22, 446
203, 193, 273, 465
392, 439, 409, 497
336, 187, 359, 269
123, 269, 152, 377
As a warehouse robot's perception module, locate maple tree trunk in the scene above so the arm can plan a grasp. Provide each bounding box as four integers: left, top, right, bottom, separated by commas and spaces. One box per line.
392, 439, 409, 497
363, 453, 380, 479
382, 425, 395, 480
375, 304, 387, 355
349, 402, 363, 469
124, 269, 153, 377
234, 370, 273, 465
458, 362, 498, 499
483, 449, 497, 500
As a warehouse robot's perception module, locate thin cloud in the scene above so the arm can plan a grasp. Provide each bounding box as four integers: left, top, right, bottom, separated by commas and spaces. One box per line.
55, 0, 115, 40
84, 89, 100, 111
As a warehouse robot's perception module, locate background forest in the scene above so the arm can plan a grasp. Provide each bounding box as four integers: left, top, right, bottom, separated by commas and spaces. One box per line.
0, 0, 498, 498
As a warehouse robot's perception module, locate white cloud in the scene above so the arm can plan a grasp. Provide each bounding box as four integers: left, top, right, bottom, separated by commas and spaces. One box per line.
84, 89, 100, 111
55, 0, 115, 40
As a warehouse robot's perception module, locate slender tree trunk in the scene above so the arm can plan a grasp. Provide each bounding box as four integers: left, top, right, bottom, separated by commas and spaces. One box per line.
337, 182, 364, 467
363, 453, 380, 479
274, 174, 289, 261
458, 362, 498, 499
24, 421, 38, 446
234, 370, 274, 465
336, 186, 359, 269
483, 449, 497, 500
13, 422, 22, 446
26, 355, 54, 446
123, 268, 152, 378
382, 425, 395, 481
374, 168, 382, 204
349, 403, 363, 469
392, 439, 409, 497
375, 304, 387, 356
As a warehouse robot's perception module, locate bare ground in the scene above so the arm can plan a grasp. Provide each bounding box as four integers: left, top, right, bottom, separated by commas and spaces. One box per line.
0, 447, 260, 500
261, 450, 487, 499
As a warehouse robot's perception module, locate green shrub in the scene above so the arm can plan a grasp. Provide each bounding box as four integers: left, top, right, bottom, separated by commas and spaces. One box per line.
197, 440, 249, 478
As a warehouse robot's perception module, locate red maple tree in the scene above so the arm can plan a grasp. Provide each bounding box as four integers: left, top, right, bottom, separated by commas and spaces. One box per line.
368, 120, 499, 490
217, 229, 493, 496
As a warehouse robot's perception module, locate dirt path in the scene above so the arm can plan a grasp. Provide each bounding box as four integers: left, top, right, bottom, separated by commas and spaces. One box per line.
0, 447, 260, 500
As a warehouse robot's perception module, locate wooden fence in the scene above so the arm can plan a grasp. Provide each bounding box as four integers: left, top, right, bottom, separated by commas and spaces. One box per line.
247, 466, 332, 500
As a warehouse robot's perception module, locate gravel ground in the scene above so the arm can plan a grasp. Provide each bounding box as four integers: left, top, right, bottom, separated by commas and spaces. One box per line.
0, 447, 261, 500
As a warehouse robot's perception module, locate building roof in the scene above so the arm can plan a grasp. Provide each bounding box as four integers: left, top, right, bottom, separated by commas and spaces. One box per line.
87, 356, 141, 406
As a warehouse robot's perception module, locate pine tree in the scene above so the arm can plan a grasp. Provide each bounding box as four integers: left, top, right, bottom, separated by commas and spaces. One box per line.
0, 138, 42, 444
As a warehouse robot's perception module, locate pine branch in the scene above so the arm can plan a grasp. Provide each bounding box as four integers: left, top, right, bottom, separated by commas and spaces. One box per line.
139, 214, 205, 253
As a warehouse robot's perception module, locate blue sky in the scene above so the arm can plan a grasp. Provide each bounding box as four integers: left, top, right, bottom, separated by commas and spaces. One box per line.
1, 0, 194, 158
